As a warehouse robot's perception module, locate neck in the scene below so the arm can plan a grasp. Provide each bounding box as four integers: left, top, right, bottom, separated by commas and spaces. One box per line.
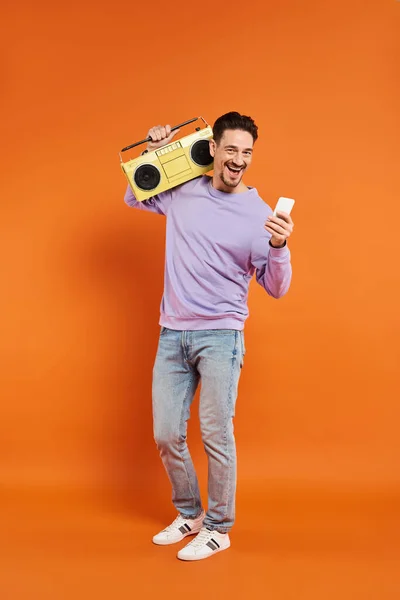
211, 175, 248, 194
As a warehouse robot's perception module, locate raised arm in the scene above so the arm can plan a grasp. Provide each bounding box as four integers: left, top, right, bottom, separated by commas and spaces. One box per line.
123, 123, 181, 215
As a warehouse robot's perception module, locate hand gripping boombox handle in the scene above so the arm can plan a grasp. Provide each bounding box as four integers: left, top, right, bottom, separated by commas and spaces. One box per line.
120, 116, 210, 154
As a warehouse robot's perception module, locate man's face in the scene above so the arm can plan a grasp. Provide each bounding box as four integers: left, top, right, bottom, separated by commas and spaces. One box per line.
209, 129, 254, 192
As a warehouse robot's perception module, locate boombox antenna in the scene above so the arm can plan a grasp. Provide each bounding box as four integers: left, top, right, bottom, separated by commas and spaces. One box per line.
120, 116, 208, 153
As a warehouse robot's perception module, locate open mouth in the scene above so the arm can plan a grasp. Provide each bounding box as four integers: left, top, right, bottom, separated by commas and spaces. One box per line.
226, 165, 243, 176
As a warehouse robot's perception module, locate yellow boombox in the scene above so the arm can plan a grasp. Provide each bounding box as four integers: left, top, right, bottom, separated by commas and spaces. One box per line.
119, 116, 214, 201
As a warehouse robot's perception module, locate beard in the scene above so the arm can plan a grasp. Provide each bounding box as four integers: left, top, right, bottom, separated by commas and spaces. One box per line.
219, 163, 245, 188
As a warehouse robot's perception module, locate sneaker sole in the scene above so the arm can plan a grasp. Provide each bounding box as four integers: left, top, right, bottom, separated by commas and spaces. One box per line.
177, 540, 231, 561
152, 525, 203, 546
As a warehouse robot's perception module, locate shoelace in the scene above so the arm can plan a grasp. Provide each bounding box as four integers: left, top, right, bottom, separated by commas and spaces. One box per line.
164, 514, 185, 532
187, 527, 215, 548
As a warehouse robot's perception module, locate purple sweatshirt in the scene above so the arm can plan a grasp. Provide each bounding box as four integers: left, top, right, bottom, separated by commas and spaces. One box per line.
124, 175, 292, 331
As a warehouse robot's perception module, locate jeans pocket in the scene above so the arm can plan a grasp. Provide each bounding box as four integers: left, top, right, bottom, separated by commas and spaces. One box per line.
160, 326, 168, 336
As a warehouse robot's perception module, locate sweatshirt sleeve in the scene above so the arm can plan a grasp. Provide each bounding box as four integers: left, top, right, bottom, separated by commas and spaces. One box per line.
124, 184, 174, 216
250, 220, 293, 299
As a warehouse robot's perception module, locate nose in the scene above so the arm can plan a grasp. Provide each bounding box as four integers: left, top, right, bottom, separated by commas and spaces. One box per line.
233, 153, 245, 167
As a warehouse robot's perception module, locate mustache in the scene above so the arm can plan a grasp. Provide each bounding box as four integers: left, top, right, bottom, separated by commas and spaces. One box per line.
225, 162, 245, 169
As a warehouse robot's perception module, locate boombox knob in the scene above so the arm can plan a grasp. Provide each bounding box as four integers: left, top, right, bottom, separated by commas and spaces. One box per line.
195, 127, 201, 131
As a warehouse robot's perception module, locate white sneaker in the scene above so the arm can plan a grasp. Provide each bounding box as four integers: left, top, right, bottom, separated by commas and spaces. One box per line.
152, 511, 205, 546
177, 526, 230, 561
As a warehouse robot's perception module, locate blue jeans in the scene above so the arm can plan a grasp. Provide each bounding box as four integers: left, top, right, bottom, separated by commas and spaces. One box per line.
152, 327, 245, 534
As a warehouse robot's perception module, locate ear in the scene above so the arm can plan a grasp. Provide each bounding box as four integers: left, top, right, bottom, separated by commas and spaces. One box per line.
209, 139, 216, 158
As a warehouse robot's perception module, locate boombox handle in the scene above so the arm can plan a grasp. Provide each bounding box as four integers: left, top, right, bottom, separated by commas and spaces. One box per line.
119, 116, 210, 156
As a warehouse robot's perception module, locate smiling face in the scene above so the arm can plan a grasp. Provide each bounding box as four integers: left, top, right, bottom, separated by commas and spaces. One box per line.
209, 129, 254, 193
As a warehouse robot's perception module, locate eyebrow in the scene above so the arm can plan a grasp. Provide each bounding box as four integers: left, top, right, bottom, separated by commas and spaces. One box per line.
224, 145, 253, 151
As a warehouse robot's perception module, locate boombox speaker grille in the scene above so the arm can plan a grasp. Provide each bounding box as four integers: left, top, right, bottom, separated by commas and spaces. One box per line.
190, 139, 213, 167
134, 164, 161, 191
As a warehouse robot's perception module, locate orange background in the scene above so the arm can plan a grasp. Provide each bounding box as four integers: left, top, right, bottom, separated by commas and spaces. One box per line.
1, 0, 399, 598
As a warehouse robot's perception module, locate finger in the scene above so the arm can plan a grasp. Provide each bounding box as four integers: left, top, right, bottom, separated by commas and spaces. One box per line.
154, 126, 162, 141
265, 226, 285, 243
275, 211, 293, 225
265, 221, 288, 235
169, 127, 180, 140
160, 126, 167, 139
165, 124, 171, 137
268, 215, 293, 233
265, 228, 285, 243
148, 128, 157, 142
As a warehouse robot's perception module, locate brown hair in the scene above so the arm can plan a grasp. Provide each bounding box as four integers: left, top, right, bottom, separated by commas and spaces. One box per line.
212, 111, 259, 145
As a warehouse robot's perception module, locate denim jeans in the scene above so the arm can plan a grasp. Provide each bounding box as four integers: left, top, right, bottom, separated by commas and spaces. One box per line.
152, 327, 245, 534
